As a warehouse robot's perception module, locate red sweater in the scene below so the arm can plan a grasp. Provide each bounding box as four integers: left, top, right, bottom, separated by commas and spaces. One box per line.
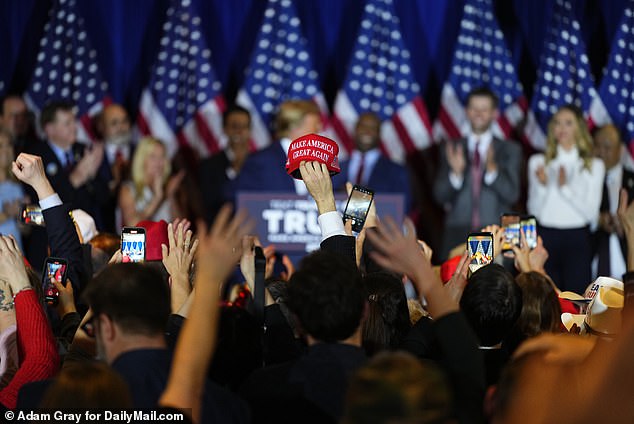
0, 289, 59, 409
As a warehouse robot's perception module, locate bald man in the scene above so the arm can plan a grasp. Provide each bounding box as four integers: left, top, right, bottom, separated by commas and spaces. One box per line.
95, 103, 134, 232
593, 124, 634, 278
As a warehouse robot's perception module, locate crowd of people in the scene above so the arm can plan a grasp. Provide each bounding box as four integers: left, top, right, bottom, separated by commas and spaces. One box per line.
0, 89, 631, 423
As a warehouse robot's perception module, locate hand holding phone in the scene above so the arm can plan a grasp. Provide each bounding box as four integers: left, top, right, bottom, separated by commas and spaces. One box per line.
467, 232, 494, 273
42, 257, 68, 306
343, 185, 375, 233
501, 213, 520, 254
121, 227, 146, 263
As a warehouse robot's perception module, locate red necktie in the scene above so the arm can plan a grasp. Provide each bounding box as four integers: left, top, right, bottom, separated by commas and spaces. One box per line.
355, 153, 365, 185
471, 139, 481, 230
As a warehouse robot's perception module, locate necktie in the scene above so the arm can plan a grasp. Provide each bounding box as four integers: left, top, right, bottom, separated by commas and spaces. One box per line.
64, 151, 75, 172
355, 153, 365, 186
471, 139, 481, 230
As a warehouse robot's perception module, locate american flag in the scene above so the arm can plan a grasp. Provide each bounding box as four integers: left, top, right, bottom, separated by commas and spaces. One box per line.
332, 0, 432, 163
528, 0, 610, 149
138, 0, 225, 158
25, 0, 109, 142
434, 0, 530, 146
236, 0, 330, 151
598, 4, 634, 155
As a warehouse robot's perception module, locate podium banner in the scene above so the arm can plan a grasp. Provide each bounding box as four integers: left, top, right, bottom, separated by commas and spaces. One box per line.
236, 192, 404, 253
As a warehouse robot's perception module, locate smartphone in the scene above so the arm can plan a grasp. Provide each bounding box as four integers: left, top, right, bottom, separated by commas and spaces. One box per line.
520, 215, 538, 250
20, 205, 45, 226
501, 213, 520, 253
121, 227, 146, 263
343, 185, 374, 233
467, 232, 494, 273
42, 257, 68, 306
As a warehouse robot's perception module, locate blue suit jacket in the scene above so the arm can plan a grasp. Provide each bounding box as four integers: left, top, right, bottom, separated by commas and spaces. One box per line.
332, 154, 412, 212
234, 143, 295, 197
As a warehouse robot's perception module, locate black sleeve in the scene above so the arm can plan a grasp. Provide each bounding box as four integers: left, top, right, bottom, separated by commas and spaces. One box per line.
433, 312, 486, 424
319, 234, 356, 264
165, 314, 186, 350
41, 204, 88, 294
58, 312, 82, 348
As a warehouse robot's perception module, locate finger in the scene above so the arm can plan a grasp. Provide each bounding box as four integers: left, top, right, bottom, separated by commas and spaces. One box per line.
176, 221, 184, 248
282, 254, 294, 275
109, 249, 122, 264
226, 208, 250, 240
456, 250, 470, 277
161, 243, 169, 261
618, 188, 628, 216
188, 239, 199, 259
184, 230, 192, 250
403, 218, 417, 240
343, 219, 353, 236
345, 182, 353, 196
6, 235, 20, 253
210, 204, 232, 238
167, 222, 176, 249
51, 277, 66, 291
368, 251, 394, 271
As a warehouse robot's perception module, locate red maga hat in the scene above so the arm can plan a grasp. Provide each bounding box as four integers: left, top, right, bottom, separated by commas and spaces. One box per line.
285, 133, 340, 179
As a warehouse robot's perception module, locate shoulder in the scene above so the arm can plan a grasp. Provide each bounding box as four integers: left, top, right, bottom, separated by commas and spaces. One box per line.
495, 138, 521, 154
589, 157, 605, 175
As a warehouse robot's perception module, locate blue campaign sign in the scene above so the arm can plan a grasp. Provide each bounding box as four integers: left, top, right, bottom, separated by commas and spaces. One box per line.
236, 192, 405, 253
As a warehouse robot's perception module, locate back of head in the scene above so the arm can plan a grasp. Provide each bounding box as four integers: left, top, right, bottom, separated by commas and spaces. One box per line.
460, 264, 523, 346
343, 351, 452, 424
286, 250, 365, 343
83, 263, 170, 336
362, 271, 411, 356
40, 362, 132, 409
514, 272, 561, 337
274, 99, 320, 139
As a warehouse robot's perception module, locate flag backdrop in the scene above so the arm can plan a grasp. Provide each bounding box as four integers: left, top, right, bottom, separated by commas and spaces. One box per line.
528, 0, 610, 149
25, 0, 109, 142
599, 3, 634, 154
138, 0, 225, 158
332, 0, 432, 163
236, 0, 330, 151
434, 0, 531, 146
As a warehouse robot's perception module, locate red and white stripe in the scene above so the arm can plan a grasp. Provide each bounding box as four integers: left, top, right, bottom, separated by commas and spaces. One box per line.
137, 89, 225, 158
332, 90, 432, 164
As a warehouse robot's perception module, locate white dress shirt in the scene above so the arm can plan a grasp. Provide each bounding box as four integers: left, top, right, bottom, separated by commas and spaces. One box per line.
527, 146, 605, 229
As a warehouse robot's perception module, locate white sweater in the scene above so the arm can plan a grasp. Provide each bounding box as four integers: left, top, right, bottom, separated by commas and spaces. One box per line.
527, 146, 605, 229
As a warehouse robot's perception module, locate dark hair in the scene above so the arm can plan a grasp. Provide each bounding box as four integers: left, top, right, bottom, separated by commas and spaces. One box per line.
362, 271, 411, 356
40, 362, 132, 409
514, 272, 562, 337
343, 351, 452, 424
40, 100, 74, 129
223, 104, 251, 127
466, 87, 499, 109
82, 263, 170, 336
460, 264, 523, 346
286, 250, 365, 343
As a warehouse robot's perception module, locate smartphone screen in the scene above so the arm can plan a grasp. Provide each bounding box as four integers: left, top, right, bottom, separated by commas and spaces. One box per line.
343, 185, 374, 233
467, 232, 494, 273
121, 227, 146, 263
20, 205, 45, 226
42, 257, 68, 306
520, 216, 538, 250
501, 213, 520, 253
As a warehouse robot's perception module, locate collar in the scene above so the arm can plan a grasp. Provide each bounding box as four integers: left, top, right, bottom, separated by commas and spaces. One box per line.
468, 131, 493, 153
279, 137, 292, 156
556, 145, 580, 162
351, 148, 381, 162
48, 140, 74, 166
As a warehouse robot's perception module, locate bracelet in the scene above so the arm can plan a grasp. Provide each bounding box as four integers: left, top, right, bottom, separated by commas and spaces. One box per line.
12, 286, 33, 304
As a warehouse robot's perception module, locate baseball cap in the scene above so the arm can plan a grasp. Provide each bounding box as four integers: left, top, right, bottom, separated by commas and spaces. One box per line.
136, 220, 169, 261
285, 133, 340, 179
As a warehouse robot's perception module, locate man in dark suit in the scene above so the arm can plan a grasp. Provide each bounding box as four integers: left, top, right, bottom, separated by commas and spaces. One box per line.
434, 88, 522, 260
332, 112, 412, 212
234, 99, 321, 195
23, 101, 110, 269
593, 124, 634, 278
199, 105, 252, 224
26, 100, 109, 227
94, 103, 135, 232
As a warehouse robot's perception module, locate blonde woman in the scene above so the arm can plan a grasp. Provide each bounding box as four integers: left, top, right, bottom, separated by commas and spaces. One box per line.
118, 137, 183, 227
527, 105, 605, 293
